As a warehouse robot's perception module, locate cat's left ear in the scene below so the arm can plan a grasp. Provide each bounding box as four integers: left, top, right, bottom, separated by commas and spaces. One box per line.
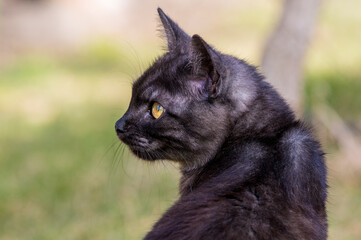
190, 34, 225, 98
157, 8, 190, 52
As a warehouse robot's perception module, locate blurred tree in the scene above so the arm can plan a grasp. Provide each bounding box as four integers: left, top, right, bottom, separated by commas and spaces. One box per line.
261, 0, 322, 114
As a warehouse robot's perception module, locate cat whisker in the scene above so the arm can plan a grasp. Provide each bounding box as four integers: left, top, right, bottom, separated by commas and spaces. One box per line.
161, 142, 189, 166
154, 148, 179, 171
98, 139, 119, 167
114, 144, 126, 175
123, 41, 145, 78
118, 143, 130, 178
106, 143, 122, 187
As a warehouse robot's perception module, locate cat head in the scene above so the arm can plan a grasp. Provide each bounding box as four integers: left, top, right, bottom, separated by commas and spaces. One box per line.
115, 8, 260, 168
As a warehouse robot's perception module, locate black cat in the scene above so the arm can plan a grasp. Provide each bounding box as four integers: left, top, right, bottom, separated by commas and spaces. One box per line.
115, 8, 327, 240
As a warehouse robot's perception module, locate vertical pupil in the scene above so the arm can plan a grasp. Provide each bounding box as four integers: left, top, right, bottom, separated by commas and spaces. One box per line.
157, 105, 161, 111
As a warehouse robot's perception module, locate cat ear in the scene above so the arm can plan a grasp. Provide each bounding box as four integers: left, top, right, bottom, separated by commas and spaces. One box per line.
157, 8, 190, 52
190, 34, 224, 98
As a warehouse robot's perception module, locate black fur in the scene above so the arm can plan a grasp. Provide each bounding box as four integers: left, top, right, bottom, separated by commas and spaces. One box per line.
115, 8, 327, 240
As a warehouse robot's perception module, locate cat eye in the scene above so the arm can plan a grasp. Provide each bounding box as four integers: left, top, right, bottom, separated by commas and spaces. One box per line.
151, 102, 164, 119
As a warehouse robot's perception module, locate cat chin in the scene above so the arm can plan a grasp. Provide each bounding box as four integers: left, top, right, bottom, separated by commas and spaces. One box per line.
129, 148, 160, 161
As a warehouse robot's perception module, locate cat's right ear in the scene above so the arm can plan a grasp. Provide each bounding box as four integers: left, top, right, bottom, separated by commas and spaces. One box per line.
190, 34, 225, 99
157, 8, 190, 52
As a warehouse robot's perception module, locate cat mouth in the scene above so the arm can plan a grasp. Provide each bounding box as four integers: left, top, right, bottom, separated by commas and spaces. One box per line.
117, 135, 161, 161
118, 134, 149, 149
127, 142, 167, 161
118, 134, 165, 161
130, 149, 158, 161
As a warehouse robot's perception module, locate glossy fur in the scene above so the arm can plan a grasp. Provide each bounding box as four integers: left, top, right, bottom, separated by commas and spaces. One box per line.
115, 8, 327, 240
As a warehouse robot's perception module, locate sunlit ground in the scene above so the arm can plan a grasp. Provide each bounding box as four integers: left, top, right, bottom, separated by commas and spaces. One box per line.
1, 0, 361, 239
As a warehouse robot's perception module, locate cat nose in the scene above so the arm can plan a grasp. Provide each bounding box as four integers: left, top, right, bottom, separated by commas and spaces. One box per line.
115, 117, 126, 136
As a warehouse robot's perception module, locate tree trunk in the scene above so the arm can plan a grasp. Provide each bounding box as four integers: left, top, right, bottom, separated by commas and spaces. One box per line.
261, 0, 322, 114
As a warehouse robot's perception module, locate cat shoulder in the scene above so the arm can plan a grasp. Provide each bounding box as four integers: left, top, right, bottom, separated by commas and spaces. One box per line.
279, 121, 324, 166
278, 121, 327, 207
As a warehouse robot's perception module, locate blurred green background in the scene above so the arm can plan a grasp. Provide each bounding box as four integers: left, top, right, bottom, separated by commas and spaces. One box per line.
1, 0, 361, 239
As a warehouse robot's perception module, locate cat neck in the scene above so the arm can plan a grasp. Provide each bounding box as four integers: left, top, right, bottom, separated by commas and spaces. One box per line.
230, 80, 295, 140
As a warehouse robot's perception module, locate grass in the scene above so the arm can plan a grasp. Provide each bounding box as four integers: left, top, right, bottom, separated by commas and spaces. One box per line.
0, 61, 180, 239
2, 60, 360, 240
1, 48, 360, 240
1, 0, 361, 239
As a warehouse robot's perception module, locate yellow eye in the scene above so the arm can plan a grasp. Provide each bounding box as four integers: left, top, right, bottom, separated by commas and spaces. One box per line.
151, 102, 164, 119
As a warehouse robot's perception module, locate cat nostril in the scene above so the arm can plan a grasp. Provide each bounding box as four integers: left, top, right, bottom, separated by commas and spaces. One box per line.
116, 128, 125, 135
115, 118, 126, 135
